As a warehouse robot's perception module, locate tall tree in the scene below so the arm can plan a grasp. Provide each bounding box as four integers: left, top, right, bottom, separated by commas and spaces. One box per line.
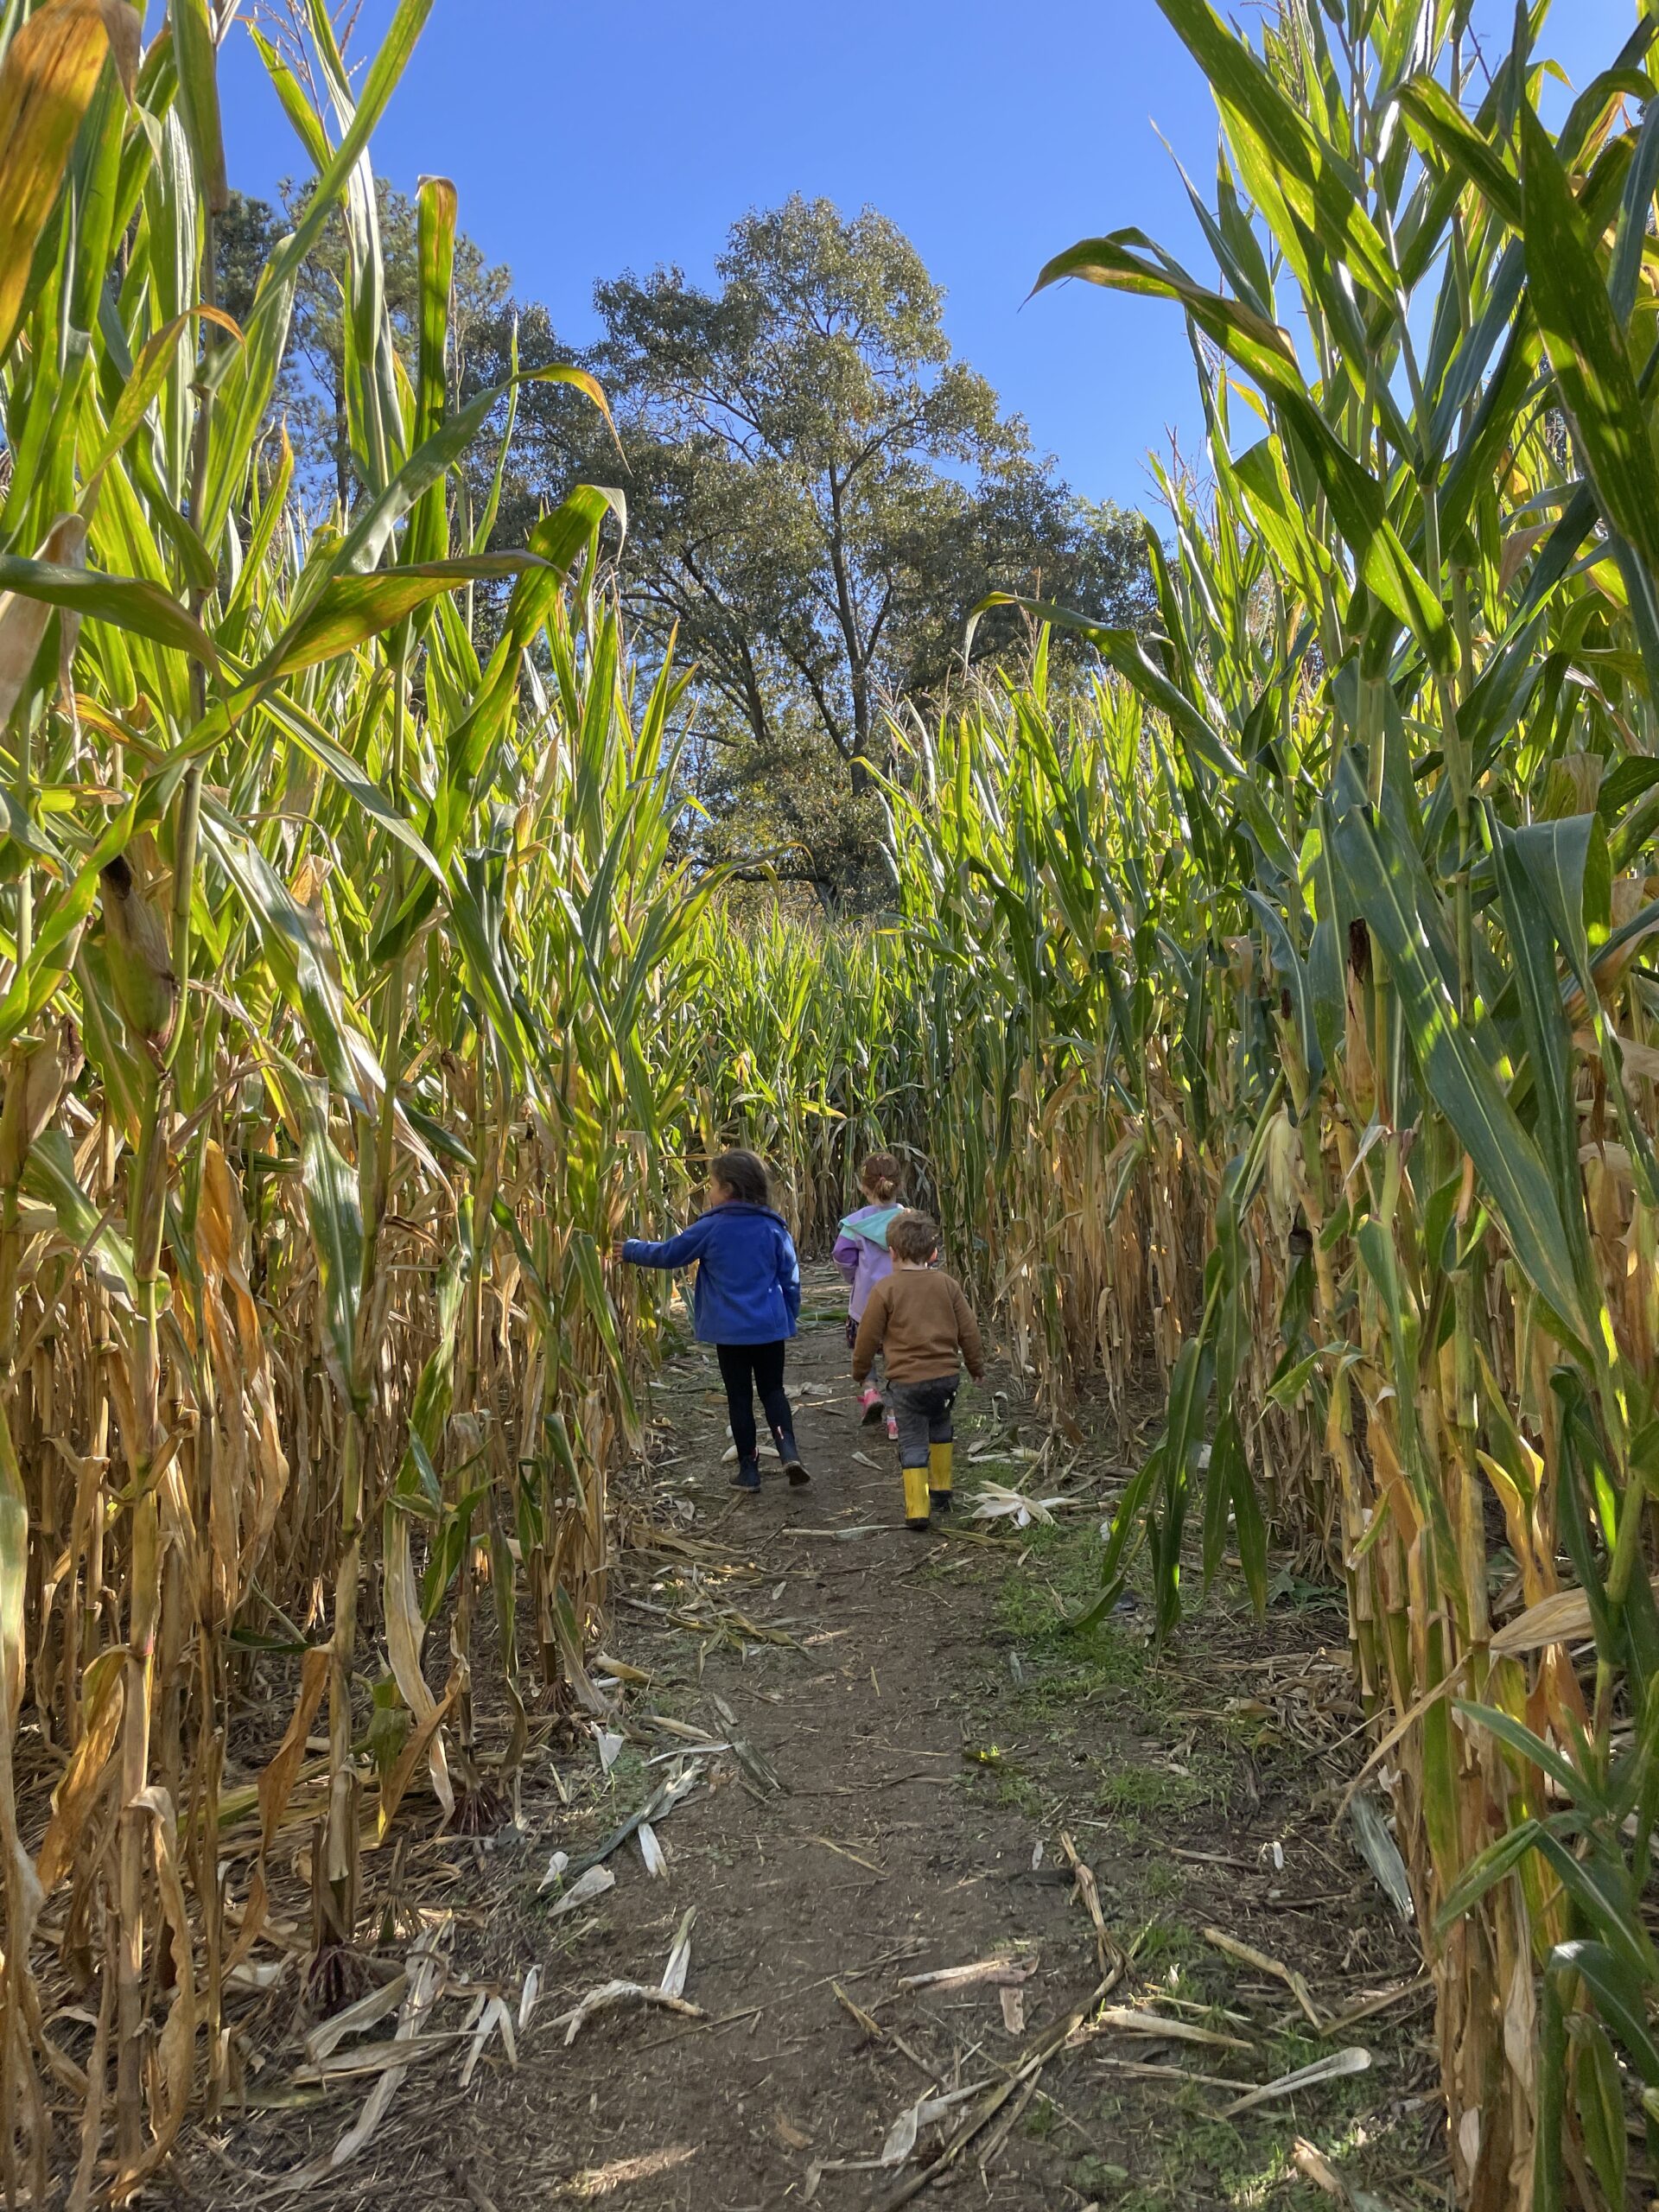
586, 197, 1151, 792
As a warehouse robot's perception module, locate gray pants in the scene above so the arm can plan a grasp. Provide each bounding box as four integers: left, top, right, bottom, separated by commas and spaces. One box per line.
889, 1375, 957, 1467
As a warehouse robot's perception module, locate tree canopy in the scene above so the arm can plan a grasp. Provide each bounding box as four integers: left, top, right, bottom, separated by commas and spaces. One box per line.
591, 200, 1149, 778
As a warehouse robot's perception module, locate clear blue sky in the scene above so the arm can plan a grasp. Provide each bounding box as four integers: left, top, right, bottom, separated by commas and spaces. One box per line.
212, 0, 1638, 513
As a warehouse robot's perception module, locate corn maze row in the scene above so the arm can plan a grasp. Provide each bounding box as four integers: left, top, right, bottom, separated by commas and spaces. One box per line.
3, 1, 1658, 2208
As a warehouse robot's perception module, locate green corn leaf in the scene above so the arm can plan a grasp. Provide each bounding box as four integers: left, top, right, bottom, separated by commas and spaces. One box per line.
0, 798, 150, 1054
1531, 1826, 1656, 1986
200, 269, 296, 547
0, 556, 215, 665
1552, 1940, 1659, 2087
1573, 2013, 1628, 2211
1332, 797, 1592, 1355
84, 305, 241, 484
1080, 1445, 1161, 1630
256, 553, 542, 680
169, 0, 226, 212
1202, 1407, 1243, 1592
1452, 1698, 1606, 1814
1230, 1419, 1268, 1617
1510, 812, 1659, 1206
1488, 817, 1593, 1282
1243, 890, 1324, 1086
255, 694, 446, 886
292, 1078, 365, 1414
968, 591, 1297, 880
1434, 1815, 1550, 1934
244, 0, 438, 345
1396, 73, 1523, 230
1031, 238, 1455, 671
1155, 0, 1399, 302
569, 1232, 636, 1429
1535, 1965, 1569, 2212
334, 369, 612, 578
200, 801, 369, 1108
405, 174, 457, 573
1611, 92, 1659, 321
1520, 99, 1659, 588
22, 1127, 138, 1304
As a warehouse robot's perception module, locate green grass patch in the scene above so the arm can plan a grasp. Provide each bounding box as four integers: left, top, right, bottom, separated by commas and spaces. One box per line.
1095, 1758, 1205, 1818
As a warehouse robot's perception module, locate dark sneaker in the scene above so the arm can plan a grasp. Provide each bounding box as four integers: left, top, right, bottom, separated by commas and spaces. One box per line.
781, 1441, 810, 1486
929, 1491, 953, 1515
730, 1458, 761, 1492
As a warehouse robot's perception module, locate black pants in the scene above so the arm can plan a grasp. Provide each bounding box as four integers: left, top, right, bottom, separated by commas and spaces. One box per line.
717, 1341, 795, 1463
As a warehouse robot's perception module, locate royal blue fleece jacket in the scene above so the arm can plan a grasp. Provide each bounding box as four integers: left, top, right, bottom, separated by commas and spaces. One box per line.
621, 1202, 802, 1345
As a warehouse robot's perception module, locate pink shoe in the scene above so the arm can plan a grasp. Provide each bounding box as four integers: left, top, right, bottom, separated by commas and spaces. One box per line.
860, 1387, 884, 1427
885, 1411, 899, 1443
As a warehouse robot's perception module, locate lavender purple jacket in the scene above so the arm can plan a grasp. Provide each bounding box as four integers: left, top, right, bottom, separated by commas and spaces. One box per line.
833, 1202, 902, 1323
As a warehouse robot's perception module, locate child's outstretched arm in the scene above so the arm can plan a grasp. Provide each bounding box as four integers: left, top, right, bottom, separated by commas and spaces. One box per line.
612, 1217, 714, 1270
780, 1227, 802, 1330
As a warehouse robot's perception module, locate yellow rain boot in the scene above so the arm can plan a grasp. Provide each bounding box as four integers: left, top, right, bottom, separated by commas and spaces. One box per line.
929, 1440, 953, 1514
901, 1461, 931, 1530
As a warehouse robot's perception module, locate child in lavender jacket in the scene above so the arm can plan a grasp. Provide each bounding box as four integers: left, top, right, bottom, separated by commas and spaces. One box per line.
833, 1152, 905, 1430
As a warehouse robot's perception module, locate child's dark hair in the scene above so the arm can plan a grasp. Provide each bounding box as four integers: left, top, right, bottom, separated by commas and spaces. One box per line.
888, 1210, 940, 1264
859, 1151, 904, 1203
709, 1148, 771, 1206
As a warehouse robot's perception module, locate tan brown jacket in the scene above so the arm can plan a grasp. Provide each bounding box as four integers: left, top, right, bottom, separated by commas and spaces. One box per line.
852, 1267, 984, 1385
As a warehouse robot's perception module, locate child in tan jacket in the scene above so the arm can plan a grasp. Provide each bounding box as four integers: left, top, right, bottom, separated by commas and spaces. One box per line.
851, 1211, 984, 1529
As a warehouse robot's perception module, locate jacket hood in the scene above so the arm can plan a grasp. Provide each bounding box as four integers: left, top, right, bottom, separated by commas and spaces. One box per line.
838, 1201, 903, 1246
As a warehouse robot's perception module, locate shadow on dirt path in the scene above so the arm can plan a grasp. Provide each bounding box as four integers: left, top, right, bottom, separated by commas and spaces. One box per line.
181, 1268, 1446, 2212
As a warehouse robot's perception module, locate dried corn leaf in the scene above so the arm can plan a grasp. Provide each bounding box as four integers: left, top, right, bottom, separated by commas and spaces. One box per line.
1203, 1927, 1322, 2029
543, 1864, 614, 1917
557, 1980, 704, 2046
900, 1956, 1035, 1992
660, 1906, 696, 1999
458, 1995, 517, 2088
303, 1974, 409, 2064
1292, 2139, 1349, 2200
1489, 1580, 1659, 1656
969, 1482, 1065, 1528
1098, 2005, 1253, 2052
1347, 1793, 1414, 1923
294, 2032, 457, 2083
563, 1761, 703, 1882
1224, 2046, 1370, 2117
881, 2081, 991, 2166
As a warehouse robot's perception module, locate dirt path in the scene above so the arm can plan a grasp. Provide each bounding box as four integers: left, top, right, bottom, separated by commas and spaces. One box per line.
182, 1270, 1444, 2212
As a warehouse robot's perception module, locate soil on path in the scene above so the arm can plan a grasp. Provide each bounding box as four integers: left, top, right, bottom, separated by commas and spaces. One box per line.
181, 1269, 1446, 2212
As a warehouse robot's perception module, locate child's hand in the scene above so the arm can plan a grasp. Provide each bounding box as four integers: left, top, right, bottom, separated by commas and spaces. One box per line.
609, 1237, 628, 1264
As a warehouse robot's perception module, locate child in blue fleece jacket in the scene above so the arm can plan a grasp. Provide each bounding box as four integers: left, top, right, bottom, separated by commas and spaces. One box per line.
612, 1149, 805, 1493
